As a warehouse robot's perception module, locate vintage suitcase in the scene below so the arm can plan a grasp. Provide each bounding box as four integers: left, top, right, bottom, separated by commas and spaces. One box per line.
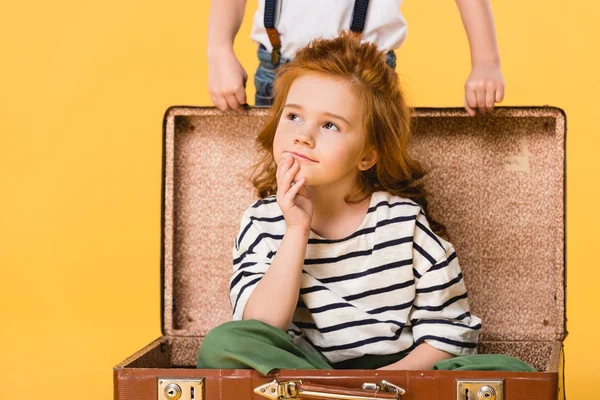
114, 106, 566, 400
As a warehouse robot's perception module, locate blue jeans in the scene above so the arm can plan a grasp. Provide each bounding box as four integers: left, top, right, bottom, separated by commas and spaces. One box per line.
254, 44, 398, 107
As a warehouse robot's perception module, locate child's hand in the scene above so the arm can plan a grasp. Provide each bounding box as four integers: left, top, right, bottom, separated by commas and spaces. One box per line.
276, 155, 313, 232
464, 64, 505, 116
208, 49, 248, 113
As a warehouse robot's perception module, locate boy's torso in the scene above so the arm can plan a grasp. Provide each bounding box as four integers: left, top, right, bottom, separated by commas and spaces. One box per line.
250, 0, 408, 59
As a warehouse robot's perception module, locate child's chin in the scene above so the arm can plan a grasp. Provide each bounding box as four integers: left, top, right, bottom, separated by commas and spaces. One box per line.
301, 177, 316, 187
295, 173, 310, 185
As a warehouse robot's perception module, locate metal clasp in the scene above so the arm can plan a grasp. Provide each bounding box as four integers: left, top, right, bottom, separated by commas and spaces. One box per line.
362, 380, 406, 396
271, 45, 281, 65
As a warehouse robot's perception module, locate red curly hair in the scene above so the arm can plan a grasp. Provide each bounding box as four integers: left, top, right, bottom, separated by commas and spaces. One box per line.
248, 31, 446, 237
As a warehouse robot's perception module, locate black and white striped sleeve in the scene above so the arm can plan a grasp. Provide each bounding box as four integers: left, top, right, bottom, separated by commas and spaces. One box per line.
408, 211, 482, 356
229, 213, 274, 321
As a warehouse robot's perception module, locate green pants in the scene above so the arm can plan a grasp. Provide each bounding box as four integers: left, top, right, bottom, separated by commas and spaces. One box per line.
197, 319, 536, 375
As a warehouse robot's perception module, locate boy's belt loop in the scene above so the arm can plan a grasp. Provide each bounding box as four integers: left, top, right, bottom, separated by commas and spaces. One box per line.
263, 0, 370, 65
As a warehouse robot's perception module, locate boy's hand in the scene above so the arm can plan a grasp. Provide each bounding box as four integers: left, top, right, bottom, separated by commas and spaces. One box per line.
276, 155, 313, 232
208, 49, 248, 113
464, 63, 505, 116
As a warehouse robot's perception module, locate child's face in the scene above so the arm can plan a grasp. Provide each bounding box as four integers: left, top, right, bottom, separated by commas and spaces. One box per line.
273, 73, 371, 187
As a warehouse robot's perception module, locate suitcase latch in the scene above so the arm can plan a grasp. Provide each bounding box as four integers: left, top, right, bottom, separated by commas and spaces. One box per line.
158, 378, 204, 400
456, 380, 504, 400
361, 380, 405, 395
254, 379, 405, 400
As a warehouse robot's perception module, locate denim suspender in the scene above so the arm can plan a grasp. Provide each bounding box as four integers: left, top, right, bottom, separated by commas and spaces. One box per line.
263, 0, 371, 65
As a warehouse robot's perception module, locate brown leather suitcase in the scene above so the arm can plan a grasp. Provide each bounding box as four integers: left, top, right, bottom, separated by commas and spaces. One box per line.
114, 106, 566, 400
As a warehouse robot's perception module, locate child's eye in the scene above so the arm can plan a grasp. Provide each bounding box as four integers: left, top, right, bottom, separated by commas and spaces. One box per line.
286, 113, 301, 122
323, 122, 340, 131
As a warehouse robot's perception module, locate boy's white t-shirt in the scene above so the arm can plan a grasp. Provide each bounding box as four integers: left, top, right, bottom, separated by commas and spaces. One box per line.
250, 0, 407, 60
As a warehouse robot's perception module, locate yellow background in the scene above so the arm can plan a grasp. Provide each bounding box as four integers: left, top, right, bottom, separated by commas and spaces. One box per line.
1, 0, 597, 398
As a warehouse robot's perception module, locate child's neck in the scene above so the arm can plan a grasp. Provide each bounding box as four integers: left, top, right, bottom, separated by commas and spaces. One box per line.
307, 184, 372, 240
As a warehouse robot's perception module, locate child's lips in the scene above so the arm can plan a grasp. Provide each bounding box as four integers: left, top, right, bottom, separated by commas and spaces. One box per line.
288, 152, 318, 163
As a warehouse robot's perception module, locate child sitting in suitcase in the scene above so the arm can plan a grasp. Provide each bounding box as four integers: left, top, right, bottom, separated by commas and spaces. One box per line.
197, 31, 534, 374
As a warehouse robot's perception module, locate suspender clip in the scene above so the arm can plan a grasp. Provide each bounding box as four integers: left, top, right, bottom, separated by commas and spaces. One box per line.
271, 45, 281, 65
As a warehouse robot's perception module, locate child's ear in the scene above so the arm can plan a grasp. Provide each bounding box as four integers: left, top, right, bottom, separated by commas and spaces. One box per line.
358, 147, 378, 171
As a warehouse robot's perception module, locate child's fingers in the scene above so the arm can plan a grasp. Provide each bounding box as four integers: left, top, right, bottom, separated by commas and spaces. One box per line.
214, 95, 231, 113
276, 157, 295, 198
225, 94, 243, 113
234, 86, 247, 108
210, 94, 221, 111
465, 91, 477, 117
495, 84, 505, 103
275, 155, 287, 182
464, 99, 476, 117
280, 159, 300, 195
284, 177, 306, 203
485, 86, 495, 114
276, 156, 293, 184
475, 87, 486, 115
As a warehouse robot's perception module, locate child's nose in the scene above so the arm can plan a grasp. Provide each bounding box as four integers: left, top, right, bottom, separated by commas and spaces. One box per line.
293, 125, 316, 146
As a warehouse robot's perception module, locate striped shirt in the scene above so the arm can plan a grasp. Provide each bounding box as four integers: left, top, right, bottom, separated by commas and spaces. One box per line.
230, 191, 481, 364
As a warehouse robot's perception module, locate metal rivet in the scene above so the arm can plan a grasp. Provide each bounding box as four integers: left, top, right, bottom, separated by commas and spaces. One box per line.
261, 389, 265, 393
271, 389, 276, 393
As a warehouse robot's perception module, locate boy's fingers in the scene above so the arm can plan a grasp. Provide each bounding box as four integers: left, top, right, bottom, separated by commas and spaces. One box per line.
234, 86, 247, 108
209, 94, 220, 110
214, 95, 230, 113
464, 101, 476, 117
225, 94, 242, 113
465, 90, 478, 117
495, 84, 505, 103
475, 88, 486, 115
485, 87, 495, 113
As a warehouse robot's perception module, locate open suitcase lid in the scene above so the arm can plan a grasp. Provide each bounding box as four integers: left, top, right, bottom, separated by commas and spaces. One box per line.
160, 106, 566, 344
